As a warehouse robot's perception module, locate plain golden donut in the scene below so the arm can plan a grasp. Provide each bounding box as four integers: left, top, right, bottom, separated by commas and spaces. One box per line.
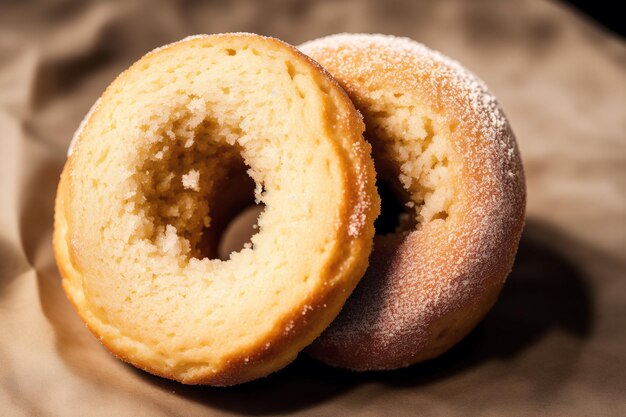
300, 34, 526, 370
53, 33, 379, 385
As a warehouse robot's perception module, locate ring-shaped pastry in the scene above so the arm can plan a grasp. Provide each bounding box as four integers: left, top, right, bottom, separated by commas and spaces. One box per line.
301, 34, 526, 370
54, 33, 379, 385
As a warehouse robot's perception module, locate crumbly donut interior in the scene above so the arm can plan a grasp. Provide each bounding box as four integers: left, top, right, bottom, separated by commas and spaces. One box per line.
137, 109, 255, 260
364, 90, 457, 234
105, 45, 339, 265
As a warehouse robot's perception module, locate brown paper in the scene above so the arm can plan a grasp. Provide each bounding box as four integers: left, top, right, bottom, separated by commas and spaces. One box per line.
1, 1, 625, 415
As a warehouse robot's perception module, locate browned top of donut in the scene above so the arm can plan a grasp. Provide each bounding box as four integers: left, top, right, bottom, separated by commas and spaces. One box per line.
301, 34, 526, 369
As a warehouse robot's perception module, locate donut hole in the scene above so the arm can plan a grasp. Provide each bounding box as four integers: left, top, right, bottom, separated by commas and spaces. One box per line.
364, 92, 457, 232
217, 204, 265, 260
136, 111, 264, 261
196, 168, 264, 261
374, 179, 417, 235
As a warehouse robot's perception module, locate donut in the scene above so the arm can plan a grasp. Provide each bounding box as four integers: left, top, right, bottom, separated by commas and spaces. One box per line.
300, 34, 526, 370
53, 33, 380, 385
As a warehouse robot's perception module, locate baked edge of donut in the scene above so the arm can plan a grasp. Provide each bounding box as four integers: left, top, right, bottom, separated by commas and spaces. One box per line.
300, 33, 526, 370
53, 33, 380, 385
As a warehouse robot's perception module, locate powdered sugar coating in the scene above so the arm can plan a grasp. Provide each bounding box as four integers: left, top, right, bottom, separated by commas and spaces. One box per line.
68, 97, 101, 157
347, 140, 373, 238
301, 34, 526, 370
145, 33, 277, 57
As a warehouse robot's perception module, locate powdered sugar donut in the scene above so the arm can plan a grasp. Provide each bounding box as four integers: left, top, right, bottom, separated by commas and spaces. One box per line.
300, 34, 525, 370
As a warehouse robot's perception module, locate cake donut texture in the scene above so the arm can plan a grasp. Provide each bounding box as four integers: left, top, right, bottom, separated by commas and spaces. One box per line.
300, 34, 526, 370
53, 33, 380, 385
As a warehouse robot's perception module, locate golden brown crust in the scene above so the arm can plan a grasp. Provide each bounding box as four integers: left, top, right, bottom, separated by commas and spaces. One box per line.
300, 34, 526, 370
53, 33, 379, 385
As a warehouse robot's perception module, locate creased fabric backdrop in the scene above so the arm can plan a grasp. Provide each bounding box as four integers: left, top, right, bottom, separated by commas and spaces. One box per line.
1, 0, 625, 416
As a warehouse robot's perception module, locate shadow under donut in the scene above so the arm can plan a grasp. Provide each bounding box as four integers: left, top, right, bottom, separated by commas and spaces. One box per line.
133, 218, 596, 415
378, 219, 596, 389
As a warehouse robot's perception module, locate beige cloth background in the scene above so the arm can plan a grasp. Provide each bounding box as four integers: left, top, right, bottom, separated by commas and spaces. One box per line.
1, 0, 625, 416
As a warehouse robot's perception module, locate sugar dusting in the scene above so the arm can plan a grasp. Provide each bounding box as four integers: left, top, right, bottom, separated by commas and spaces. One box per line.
181, 169, 200, 191
347, 140, 372, 237
68, 98, 101, 157
301, 34, 526, 370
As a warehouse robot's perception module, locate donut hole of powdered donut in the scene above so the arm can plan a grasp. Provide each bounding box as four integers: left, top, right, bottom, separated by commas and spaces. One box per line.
373, 178, 416, 236
142, 123, 265, 260
364, 90, 458, 236
136, 114, 266, 262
